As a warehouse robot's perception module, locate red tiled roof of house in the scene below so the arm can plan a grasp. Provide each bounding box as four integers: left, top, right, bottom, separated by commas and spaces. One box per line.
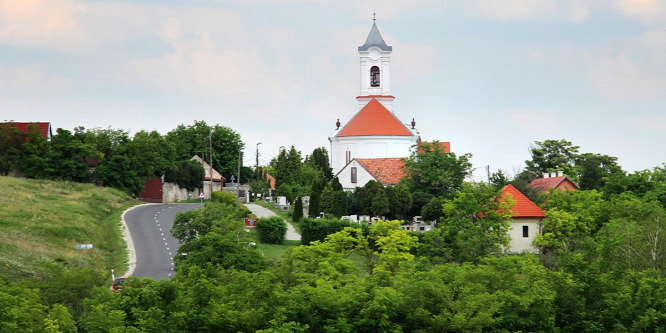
1, 122, 51, 139
356, 158, 406, 185
417, 141, 451, 154
529, 176, 578, 193
266, 173, 276, 190
501, 184, 545, 218
336, 98, 414, 137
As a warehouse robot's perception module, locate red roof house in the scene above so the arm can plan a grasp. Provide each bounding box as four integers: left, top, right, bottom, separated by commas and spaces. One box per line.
336, 157, 406, 190
335, 98, 414, 137
529, 172, 578, 193
1, 122, 52, 141
355, 158, 406, 185
501, 184, 546, 218
500, 184, 545, 253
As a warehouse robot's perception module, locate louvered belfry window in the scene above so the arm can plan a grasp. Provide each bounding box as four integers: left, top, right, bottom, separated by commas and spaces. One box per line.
370, 66, 380, 87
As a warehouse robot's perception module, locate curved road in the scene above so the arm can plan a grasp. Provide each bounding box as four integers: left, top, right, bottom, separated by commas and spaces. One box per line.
124, 203, 200, 279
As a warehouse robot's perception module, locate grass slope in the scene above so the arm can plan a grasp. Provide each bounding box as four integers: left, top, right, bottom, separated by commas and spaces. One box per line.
0, 176, 137, 280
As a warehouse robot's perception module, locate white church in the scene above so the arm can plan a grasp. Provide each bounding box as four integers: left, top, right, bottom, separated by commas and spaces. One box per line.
329, 20, 420, 189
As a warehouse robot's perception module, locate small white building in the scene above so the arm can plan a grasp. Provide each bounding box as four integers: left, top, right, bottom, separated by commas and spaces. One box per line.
501, 185, 545, 254
336, 157, 406, 191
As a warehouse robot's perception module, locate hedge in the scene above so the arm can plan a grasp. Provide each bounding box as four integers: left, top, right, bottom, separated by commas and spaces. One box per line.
300, 218, 354, 245
256, 216, 287, 244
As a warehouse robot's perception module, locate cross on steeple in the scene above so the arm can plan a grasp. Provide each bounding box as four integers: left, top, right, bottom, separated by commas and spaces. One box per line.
373, 10, 376, 22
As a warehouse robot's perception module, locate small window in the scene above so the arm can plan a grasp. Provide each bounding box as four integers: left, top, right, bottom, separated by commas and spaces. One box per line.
420, 227, 425, 231
351, 167, 357, 183
370, 66, 380, 87
522, 225, 529, 238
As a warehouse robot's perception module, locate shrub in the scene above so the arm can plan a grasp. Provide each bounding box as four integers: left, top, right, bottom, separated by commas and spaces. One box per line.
293, 197, 303, 223
300, 218, 353, 245
256, 216, 287, 244
211, 191, 237, 206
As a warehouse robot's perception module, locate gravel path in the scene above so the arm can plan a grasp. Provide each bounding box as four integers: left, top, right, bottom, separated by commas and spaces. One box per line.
244, 203, 301, 241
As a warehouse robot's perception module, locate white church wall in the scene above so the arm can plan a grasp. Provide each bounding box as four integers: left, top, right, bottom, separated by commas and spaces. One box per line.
337, 159, 377, 191
330, 135, 416, 173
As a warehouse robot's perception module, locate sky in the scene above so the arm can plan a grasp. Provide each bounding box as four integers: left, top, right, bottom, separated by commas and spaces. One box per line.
1, 0, 665, 182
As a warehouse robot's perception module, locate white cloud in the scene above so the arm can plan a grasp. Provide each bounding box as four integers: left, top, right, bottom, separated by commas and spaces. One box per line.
569, 0, 591, 22
464, 0, 555, 21
508, 109, 560, 135
0, 64, 72, 95
0, 0, 91, 51
614, 0, 666, 23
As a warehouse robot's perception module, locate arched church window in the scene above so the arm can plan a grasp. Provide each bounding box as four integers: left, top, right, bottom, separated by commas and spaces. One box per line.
370, 66, 380, 87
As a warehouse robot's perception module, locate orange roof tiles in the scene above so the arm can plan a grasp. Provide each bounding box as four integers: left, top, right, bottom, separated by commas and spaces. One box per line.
418, 141, 451, 154
336, 98, 414, 137
529, 176, 578, 193
501, 184, 545, 218
356, 158, 406, 185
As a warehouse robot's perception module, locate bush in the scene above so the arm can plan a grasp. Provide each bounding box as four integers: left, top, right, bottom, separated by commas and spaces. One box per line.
211, 191, 237, 206
256, 216, 287, 244
293, 197, 303, 223
300, 218, 353, 245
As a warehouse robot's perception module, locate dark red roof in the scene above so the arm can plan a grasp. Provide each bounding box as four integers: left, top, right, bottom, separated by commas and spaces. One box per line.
336, 98, 414, 137
1, 122, 51, 139
529, 176, 578, 193
356, 158, 406, 185
501, 184, 545, 218
418, 141, 451, 154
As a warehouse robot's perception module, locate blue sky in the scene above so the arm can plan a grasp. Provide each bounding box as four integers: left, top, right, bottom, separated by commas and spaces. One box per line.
1, 0, 664, 181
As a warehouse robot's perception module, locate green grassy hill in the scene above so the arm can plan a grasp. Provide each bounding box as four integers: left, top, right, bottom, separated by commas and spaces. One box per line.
0, 176, 137, 280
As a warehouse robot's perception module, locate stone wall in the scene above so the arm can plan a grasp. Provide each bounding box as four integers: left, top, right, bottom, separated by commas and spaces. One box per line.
162, 182, 198, 203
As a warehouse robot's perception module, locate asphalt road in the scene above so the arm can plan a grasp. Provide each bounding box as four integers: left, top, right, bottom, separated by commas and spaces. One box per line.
124, 203, 200, 279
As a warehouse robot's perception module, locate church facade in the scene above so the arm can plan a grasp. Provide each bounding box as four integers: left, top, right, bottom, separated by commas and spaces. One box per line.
329, 21, 418, 175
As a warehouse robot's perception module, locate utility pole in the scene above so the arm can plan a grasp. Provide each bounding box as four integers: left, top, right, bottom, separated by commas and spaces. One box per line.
209, 130, 213, 199
201, 134, 206, 195
236, 149, 241, 209
487, 165, 491, 184
256, 142, 262, 179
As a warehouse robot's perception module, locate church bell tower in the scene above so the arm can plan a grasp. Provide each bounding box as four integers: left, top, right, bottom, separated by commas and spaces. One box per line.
357, 18, 394, 111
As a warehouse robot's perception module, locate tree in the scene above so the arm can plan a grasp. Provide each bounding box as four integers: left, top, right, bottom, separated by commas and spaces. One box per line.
421, 196, 445, 222
305, 147, 333, 180
575, 153, 622, 190
403, 141, 473, 199
525, 139, 580, 181
164, 159, 205, 191
419, 183, 513, 264
293, 197, 304, 223
358, 180, 386, 216
165, 120, 244, 180
0, 123, 28, 175
385, 185, 412, 220
489, 170, 510, 189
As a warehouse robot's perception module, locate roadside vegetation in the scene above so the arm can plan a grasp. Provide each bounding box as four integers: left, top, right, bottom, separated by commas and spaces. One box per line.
0, 176, 136, 280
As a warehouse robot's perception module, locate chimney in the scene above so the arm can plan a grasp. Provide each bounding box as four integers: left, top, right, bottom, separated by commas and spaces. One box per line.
557, 171, 564, 177
550, 172, 557, 178
543, 172, 550, 178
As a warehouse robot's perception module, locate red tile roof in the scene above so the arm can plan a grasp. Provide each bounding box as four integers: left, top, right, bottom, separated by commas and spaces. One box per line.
356, 158, 406, 185
1, 122, 51, 139
418, 141, 451, 154
336, 98, 414, 137
529, 176, 578, 193
501, 184, 545, 218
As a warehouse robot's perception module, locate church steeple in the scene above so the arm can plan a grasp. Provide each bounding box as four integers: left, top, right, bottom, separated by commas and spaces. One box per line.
357, 18, 394, 110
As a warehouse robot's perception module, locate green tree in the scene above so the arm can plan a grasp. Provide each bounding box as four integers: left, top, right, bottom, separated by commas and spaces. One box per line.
305, 147, 333, 180
489, 170, 510, 189
575, 153, 622, 190
419, 183, 513, 264
385, 185, 412, 220
0, 123, 28, 175
525, 139, 580, 181
403, 141, 473, 199
293, 196, 304, 223
165, 120, 244, 180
